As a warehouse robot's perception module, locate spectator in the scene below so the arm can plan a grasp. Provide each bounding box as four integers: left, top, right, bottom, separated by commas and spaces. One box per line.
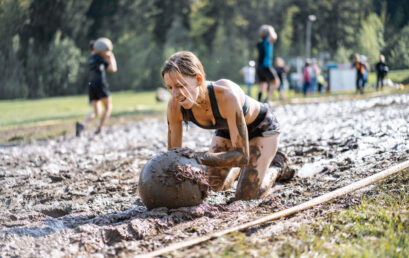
275, 57, 287, 100
375, 54, 388, 91
240, 60, 256, 97
353, 53, 366, 94
302, 59, 312, 96
360, 55, 369, 91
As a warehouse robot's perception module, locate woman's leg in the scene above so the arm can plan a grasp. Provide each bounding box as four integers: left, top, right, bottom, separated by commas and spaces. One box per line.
83, 100, 100, 125
266, 79, 279, 101
235, 134, 280, 200
98, 96, 112, 132
258, 82, 267, 101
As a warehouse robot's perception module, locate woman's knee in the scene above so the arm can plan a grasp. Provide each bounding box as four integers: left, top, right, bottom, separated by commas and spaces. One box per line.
235, 168, 261, 200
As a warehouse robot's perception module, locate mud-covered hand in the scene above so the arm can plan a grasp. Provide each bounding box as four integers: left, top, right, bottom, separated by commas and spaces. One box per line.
173, 147, 205, 165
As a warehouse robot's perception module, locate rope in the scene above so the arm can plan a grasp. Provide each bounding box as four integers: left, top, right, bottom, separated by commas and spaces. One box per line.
137, 160, 409, 257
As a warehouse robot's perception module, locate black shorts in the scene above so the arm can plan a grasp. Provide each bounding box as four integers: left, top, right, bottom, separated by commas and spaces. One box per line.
257, 66, 278, 83
89, 81, 110, 101
215, 104, 280, 140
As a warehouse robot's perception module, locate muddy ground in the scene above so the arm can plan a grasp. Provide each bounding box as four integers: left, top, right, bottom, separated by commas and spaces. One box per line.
1, 93, 408, 257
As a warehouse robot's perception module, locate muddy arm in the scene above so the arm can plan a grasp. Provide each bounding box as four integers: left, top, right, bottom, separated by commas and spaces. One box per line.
198, 149, 247, 167
199, 93, 249, 167
167, 99, 183, 149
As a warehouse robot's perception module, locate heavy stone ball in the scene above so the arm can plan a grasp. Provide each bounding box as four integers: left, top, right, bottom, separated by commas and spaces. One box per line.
93, 37, 113, 54
139, 148, 209, 210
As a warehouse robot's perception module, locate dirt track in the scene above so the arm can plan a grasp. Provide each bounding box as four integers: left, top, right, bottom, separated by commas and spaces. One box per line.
1, 93, 408, 257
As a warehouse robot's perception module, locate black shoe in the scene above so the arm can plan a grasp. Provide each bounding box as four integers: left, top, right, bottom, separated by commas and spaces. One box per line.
95, 128, 101, 135
75, 122, 84, 137
271, 151, 295, 182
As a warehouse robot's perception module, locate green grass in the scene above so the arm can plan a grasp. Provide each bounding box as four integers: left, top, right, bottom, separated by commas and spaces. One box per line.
1, 69, 408, 130
215, 172, 409, 257
0, 91, 167, 129
368, 69, 409, 85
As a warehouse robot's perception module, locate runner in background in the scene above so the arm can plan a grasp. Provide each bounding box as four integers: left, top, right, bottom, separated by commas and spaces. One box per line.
76, 38, 117, 136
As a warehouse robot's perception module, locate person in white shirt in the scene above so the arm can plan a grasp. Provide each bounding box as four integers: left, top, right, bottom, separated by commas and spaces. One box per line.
240, 60, 256, 97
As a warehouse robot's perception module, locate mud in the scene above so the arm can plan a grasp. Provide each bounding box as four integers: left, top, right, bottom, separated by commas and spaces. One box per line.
139, 148, 209, 210
1, 93, 409, 257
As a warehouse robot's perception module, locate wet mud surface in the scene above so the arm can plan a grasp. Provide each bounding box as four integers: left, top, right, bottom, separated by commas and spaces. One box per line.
1, 93, 409, 257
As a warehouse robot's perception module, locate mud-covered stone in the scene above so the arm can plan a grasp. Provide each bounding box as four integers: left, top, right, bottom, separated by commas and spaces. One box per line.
139, 148, 209, 210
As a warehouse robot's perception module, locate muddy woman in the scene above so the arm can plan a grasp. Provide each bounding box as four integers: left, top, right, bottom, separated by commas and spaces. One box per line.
162, 51, 292, 200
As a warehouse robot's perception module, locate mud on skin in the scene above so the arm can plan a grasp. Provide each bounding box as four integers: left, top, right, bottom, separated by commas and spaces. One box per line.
1, 94, 409, 256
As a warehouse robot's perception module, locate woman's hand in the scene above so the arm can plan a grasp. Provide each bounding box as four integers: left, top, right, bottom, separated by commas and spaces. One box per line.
103, 51, 117, 72
173, 147, 205, 165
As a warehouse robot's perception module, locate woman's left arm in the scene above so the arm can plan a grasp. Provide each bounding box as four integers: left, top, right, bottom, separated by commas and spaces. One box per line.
103, 51, 117, 72
198, 85, 249, 167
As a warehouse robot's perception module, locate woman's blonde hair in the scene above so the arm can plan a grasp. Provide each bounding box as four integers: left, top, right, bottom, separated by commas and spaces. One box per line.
161, 51, 206, 81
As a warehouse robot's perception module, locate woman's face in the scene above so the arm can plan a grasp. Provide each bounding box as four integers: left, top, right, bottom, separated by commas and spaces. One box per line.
163, 71, 201, 109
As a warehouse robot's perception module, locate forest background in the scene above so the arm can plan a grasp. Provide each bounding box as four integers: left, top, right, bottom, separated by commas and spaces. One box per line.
1, 0, 408, 100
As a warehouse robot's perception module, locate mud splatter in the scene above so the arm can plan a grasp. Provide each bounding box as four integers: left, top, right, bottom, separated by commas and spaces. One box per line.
139, 148, 209, 210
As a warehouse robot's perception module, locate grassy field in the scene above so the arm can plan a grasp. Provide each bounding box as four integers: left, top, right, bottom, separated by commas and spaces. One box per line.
0, 90, 167, 129
216, 172, 409, 257
368, 69, 409, 85
1, 69, 408, 130
0, 69, 408, 144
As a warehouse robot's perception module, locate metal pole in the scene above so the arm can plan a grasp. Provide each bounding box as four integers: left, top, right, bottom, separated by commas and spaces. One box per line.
305, 15, 316, 59
306, 20, 311, 58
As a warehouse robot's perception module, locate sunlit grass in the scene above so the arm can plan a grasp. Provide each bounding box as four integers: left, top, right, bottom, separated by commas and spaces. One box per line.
215, 172, 409, 257
0, 91, 167, 129
1, 69, 408, 130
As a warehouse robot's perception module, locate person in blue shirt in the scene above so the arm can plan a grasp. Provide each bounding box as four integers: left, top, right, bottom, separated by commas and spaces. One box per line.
256, 25, 280, 103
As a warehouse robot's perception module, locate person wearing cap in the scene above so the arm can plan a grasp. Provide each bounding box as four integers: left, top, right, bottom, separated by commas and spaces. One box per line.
240, 60, 256, 97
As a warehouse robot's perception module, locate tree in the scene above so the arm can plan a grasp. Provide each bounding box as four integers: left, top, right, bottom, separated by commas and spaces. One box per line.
357, 13, 384, 65
388, 25, 409, 69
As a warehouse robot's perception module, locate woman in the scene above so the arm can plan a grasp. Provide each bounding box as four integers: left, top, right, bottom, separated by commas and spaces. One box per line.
162, 51, 284, 200
76, 40, 117, 136
256, 25, 279, 103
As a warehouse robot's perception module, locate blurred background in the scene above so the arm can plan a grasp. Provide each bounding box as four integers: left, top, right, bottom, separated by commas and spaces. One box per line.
1, 0, 408, 100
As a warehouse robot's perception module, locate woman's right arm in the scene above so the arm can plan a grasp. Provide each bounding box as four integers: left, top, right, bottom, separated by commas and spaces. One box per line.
167, 99, 183, 150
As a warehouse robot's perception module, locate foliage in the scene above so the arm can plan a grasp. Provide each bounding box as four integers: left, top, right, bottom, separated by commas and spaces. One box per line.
334, 45, 354, 64
388, 25, 409, 70
0, 0, 408, 99
0, 0, 29, 99
357, 13, 385, 65
24, 31, 84, 98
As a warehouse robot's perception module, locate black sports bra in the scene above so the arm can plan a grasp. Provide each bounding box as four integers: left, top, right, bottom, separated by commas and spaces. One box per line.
180, 83, 249, 129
